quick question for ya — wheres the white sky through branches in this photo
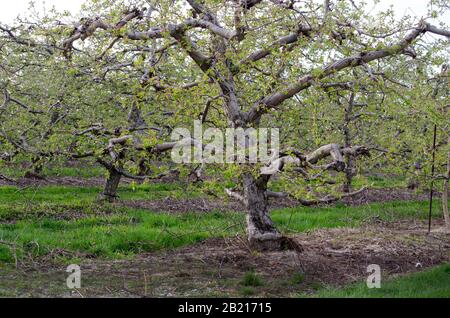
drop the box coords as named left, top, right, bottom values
left=0, top=0, right=448, bottom=24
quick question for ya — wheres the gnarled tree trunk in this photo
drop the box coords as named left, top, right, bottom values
left=99, top=168, right=121, bottom=202
left=242, top=173, right=284, bottom=250
left=24, top=156, right=45, bottom=179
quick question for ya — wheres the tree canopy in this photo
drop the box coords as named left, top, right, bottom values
left=0, top=0, right=448, bottom=249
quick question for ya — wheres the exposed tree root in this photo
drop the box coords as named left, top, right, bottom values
left=249, top=235, right=303, bottom=252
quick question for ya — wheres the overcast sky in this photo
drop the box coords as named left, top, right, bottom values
left=0, top=0, right=448, bottom=24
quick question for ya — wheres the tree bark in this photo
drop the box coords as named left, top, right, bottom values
left=242, top=173, right=286, bottom=250
left=343, top=156, right=353, bottom=193
left=24, top=156, right=45, bottom=179
left=99, top=168, right=122, bottom=202
left=343, top=93, right=354, bottom=193
left=443, top=135, right=450, bottom=228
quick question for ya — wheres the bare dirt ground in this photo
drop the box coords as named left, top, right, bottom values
left=120, top=187, right=433, bottom=214
left=341, top=188, right=432, bottom=205
left=0, top=176, right=112, bottom=187
left=0, top=175, right=181, bottom=187
left=0, top=168, right=177, bottom=187
left=1, top=219, right=449, bottom=297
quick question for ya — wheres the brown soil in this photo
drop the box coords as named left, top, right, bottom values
left=119, top=188, right=432, bottom=214
left=1, top=219, right=449, bottom=297
left=120, top=195, right=310, bottom=214
left=121, top=197, right=243, bottom=214
left=0, top=173, right=181, bottom=187
left=0, top=168, right=178, bottom=188
left=341, top=188, right=431, bottom=205
left=0, top=176, right=109, bottom=187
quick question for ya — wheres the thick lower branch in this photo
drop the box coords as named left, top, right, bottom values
left=261, top=144, right=369, bottom=175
